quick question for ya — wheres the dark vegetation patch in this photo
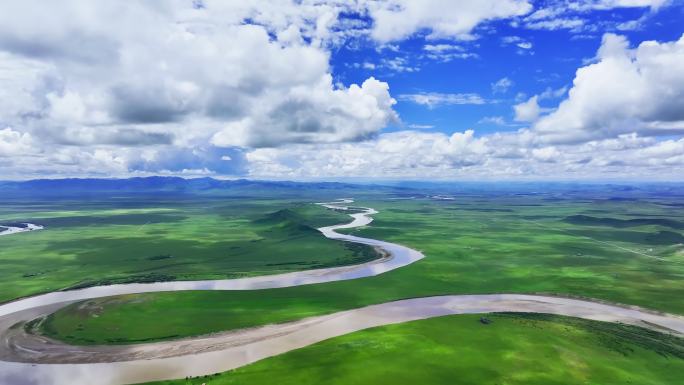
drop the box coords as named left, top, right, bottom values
left=253, top=207, right=349, bottom=230
left=254, top=208, right=306, bottom=226
left=0, top=222, right=30, bottom=228
left=23, top=317, right=44, bottom=334
left=147, top=254, right=173, bottom=261
left=568, top=229, right=684, bottom=246
left=333, top=206, right=368, bottom=215
left=606, top=197, right=641, bottom=202
left=565, top=215, right=684, bottom=230
left=22, top=271, right=48, bottom=278
left=44, top=237, right=206, bottom=266
left=254, top=206, right=364, bottom=235
left=24, top=213, right=187, bottom=228
left=62, top=273, right=177, bottom=290
left=448, top=207, right=514, bottom=212
left=387, top=207, right=435, bottom=214
left=339, top=225, right=404, bottom=238
left=253, top=209, right=321, bottom=236
left=495, top=313, right=684, bottom=359
left=657, top=202, right=684, bottom=207
left=519, top=215, right=558, bottom=220
left=542, top=197, right=566, bottom=201
left=337, top=242, right=380, bottom=265
left=264, top=242, right=380, bottom=269
left=385, top=208, right=419, bottom=214
left=645, top=231, right=684, bottom=245
left=99, top=335, right=182, bottom=344
left=506, top=204, right=544, bottom=207
left=130, top=262, right=198, bottom=274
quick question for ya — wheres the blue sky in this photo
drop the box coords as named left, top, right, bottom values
left=331, top=3, right=683, bottom=136
left=0, top=1, right=683, bottom=180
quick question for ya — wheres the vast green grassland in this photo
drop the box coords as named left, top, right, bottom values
left=144, top=313, right=684, bottom=385
left=0, top=196, right=376, bottom=303
left=40, top=192, right=684, bottom=344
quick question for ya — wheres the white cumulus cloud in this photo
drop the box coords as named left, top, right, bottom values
left=0, top=128, right=34, bottom=157
left=514, top=95, right=541, bottom=122
left=368, top=0, right=532, bottom=42
left=534, top=33, right=684, bottom=143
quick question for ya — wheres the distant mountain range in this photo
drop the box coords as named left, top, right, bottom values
left=1, top=176, right=683, bottom=199
left=0, top=177, right=397, bottom=197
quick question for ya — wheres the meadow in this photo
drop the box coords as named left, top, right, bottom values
left=38, top=186, right=684, bottom=344
left=0, top=194, right=376, bottom=303
left=144, top=313, right=684, bottom=385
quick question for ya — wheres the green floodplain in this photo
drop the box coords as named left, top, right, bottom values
left=0, top=196, right=374, bottom=303
left=145, top=314, right=684, bottom=385
left=2, top=179, right=684, bottom=384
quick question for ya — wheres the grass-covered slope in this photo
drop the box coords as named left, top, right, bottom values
left=144, top=314, right=684, bottom=385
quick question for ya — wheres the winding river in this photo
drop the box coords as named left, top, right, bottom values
left=0, top=200, right=682, bottom=385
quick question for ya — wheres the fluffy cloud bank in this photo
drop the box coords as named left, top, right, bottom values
left=211, top=76, right=397, bottom=147
left=0, top=1, right=680, bottom=179
left=534, top=33, right=684, bottom=143
left=245, top=129, right=684, bottom=180
left=3, top=0, right=539, bottom=177
left=0, top=0, right=399, bottom=176
left=244, top=32, right=684, bottom=181
left=0, top=128, right=33, bottom=157
left=0, top=1, right=398, bottom=144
